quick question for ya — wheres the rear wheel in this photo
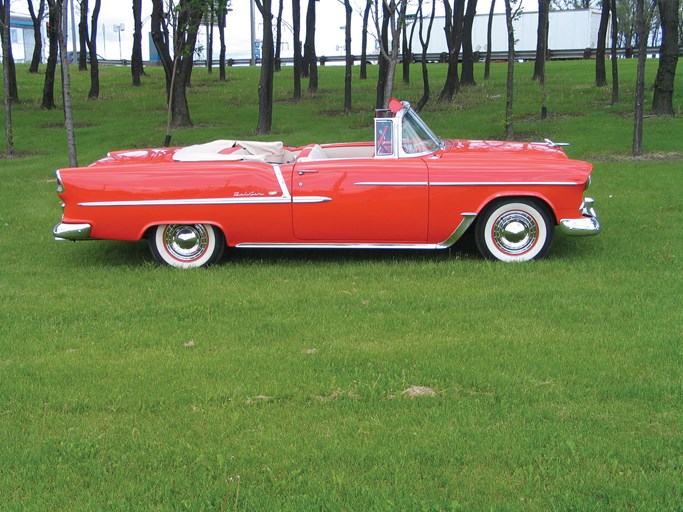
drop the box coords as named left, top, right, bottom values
left=475, top=199, right=554, bottom=262
left=148, top=224, right=225, bottom=268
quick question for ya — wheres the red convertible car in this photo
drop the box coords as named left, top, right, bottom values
left=54, top=99, right=600, bottom=268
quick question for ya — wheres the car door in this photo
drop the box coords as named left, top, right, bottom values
left=292, top=156, right=429, bottom=242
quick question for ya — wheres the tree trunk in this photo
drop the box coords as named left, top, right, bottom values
left=632, top=0, right=647, bottom=156
left=52, top=0, right=78, bottom=166
left=375, top=0, right=390, bottom=109
left=41, top=2, right=60, bottom=109
left=257, top=0, right=274, bottom=133
left=504, top=0, right=515, bottom=140
left=304, top=0, right=318, bottom=93
left=207, top=2, right=215, bottom=73
left=417, top=0, right=436, bottom=112
left=595, top=0, right=610, bottom=86
left=533, top=0, right=548, bottom=82
left=360, top=0, right=371, bottom=79
left=460, top=0, right=478, bottom=86
left=0, top=0, right=18, bottom=102
left=2, top=0, right=14, bottom=156
left=86, top=0, right=101, bottom=99
left=218, top=1, right=227, bottom=82
left=274, top=0, right=283, bottom=71
left=132, top=0, right=144, bottom=85
left=151, top=0, right=174, bottom=97
left=484, top=0, right=495, bottom=80
left=610, top=0, right=619, bottom=104
left=292, top=0, right=302, bottom=100
left=652, top=0, right=679, bottom=115
left=78, top=0, right=88, bottom=71
left=439, top=0, right=464, bottom=102
left=28, top=0, right=46, bottom=74
left=381, top=0, right=408, bottom=108
left=169, top=1, right=205, bottom=128
left=344, top=0, right=352, bottom=113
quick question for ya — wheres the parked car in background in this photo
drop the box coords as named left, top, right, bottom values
left=54, top=99, right=600, bottom=268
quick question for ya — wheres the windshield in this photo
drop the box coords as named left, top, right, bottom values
left=401, top=108, right=443, bottom=155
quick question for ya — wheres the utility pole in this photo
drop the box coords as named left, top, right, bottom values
left=69, top=0, right=77, bottom=58
left=114, top=23, right=125, bottom=61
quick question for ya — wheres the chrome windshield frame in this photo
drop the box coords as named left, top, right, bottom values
left=395, top=102, right=444, bottom=158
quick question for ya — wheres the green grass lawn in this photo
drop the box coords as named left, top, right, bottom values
left=1, top=59, right=681, bottom=511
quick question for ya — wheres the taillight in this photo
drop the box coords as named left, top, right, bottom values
left=56, top=170, right=64, bottom=193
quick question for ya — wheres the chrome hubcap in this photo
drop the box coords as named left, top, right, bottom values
left=493, top=211, right=538, bottom=255
left=164, top=225, right=209, bottom=261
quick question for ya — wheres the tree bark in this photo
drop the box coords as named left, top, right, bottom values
left=207, top=2, right=215, bottom=73
left=632, top=0, right=647, bottom=155
left=151, top=0, right=174, bottom=97
left=256, top=0, right=274, bottom=133
left=27, top=0, right=46, bottom=74
left=360, top=0, right=371, bottom=79
left=610, top=0, right=619, bottom=103
left=417, top=0, right=436, bottom=112
left=218, top=0, right=227, bottom=82
left=78, top=0, right=88, bottom=71
left=274, top=0, right=283, bottom=71
left=439, top=0, right=464, bottom=102
left=86, top=0, right=101, bottom=99
left=460, top=0, right=478, bottom=86
left=2, top=0, right=14, bottom=156
left=0, top=0, right=18, bottom=102
left=595, top=0, right=610, bottom=86
left=304, top=0, right=318, bottom=93
left=132, top=0, right=145, bottom=85
left=484, top=0, right=495, bottom=80
left=504, top=0, right=515, bottom=140
left=344, top=0, right=352, bottom=113
left=533, top=0, right=548, bottom=82
left=49, top=0, right=78, bottom=166
left=41, top=2, right=60, bottom=109
left=375, top=0, right=390, bottom=109
left=652, top=0, right=679, bottom=115
left=292, top=0, right=302, bottom=99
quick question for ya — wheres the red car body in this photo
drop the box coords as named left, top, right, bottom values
left=54, top=100, right=600, bottom=268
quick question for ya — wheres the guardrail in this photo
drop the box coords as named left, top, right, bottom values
left=97, top=46, right=681, bottom=68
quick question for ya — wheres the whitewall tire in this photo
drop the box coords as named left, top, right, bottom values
left=148, top=224, right=225, bottom=268
left=475, top=200, right=554, bottom=262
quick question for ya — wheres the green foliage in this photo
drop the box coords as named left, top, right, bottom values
left=1, top=60, right=681, bottom=511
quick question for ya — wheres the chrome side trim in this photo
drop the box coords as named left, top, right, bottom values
left=236, top=213, right=477, bottom=250
left=431, top=181, right=578, bottom=186
left=53, top=222, right=91, bottom=241
left=236, top=242, right=441, bottom=249
left=354, top=181, right=429, bottom=186
left=436, top=213, right=478, bottom=248
left=272, top=164, right=291, bottom=199
left=292, top=196, right=332, bottom=203
left=79, top=197, right=293, bottom=207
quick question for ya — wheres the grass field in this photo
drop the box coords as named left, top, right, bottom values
left=1, top=59, right=682, bottom=511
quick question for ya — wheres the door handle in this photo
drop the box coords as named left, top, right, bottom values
left=297, top=169, right=319, bottom=175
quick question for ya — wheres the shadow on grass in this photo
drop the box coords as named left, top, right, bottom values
left=67, top=234, right=483, bottom=268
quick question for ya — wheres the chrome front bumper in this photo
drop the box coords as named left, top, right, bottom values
left=559, top=197, right=600, bottom=236
left=53, top=222, right=92, bottom=241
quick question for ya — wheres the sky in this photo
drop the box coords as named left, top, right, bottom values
left=9, top=0, right=518, bottom=62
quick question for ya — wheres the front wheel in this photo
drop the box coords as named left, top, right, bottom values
left=475, top=200, right=554, bottom=262
left=148, top=224, right=225, bottom=268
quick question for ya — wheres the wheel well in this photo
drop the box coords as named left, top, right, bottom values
left=478, top=196, right=557, bottom=226
left=142, top=223, right=227, bottom=241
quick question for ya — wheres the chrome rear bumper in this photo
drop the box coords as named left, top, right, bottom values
left=53, top=223, right=92, bottom=241
left=559, top=197, right=600, bottom=236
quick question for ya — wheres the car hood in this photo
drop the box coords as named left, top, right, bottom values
left=441, top=139, right=571, bottom=160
